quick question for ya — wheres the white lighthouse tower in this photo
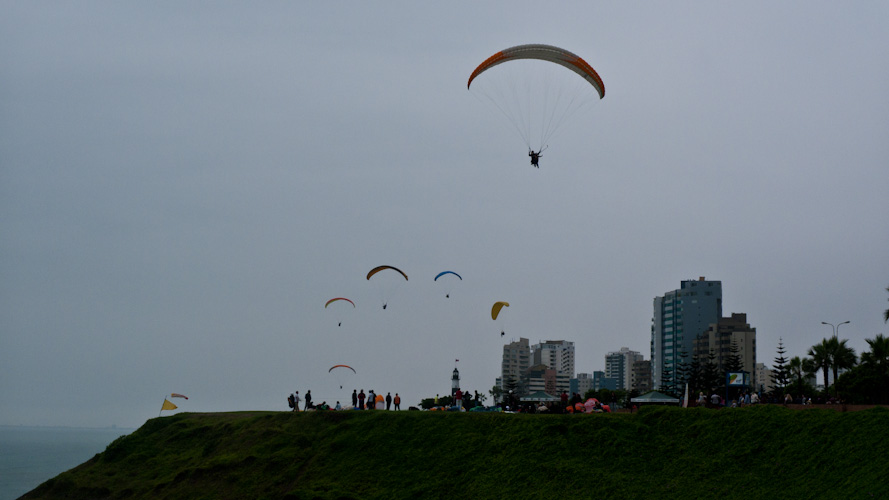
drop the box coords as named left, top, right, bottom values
left=451, top=367, right=460, bottom=396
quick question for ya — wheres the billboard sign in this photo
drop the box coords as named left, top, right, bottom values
left=727, top=372, right=746, bottom=386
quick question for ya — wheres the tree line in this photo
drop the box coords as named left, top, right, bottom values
left=771, top=333, right=889, bottom=404
left=770, top=285, right=889, bottom=403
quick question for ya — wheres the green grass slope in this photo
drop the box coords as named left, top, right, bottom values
left=22, top=405, right=889, bottom=500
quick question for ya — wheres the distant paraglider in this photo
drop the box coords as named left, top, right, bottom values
left=492, top=301, right=510, bottom=336
left=325, top=297, right=355, bottom=308
left=366, top=265, right=408, bottom=281
left=329, top=364, right=356, bottom=390
left=325, top=297, right=355, bottom=327
left=366, top=266, right=408, bottom=309
left=328, top=364, right=356, bottom=374
left=434, top=271, right=462, bottom=298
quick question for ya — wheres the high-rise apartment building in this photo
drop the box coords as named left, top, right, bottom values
left=501, top=337, right=531, bottom=390
left=532, top=340, right=575, bottom=379
left=605, top=347, right=643, bottom=391
left=754, top=363, right=773, bottom=394
left=651, top=277, right=722, bottom=391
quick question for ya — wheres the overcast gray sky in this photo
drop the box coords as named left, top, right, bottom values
left=2, top=2, right=887, bottom=428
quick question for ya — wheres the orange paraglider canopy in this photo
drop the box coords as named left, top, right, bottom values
left=468, top=44, right=604, bottom=99
left=325, top=297, right=355, bottom=308
left=366, top=266, right=408, bottom=281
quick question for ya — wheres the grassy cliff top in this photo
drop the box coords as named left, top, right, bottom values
left=23, top=405, right=889, bottom=499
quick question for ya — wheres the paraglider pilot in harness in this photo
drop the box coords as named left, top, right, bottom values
left=529, top=149, right=541, bottom=168
left=528, top=146, right=547, bottom=168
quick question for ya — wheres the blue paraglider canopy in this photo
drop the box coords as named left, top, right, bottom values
left=434, top=271, right=462, bottom=281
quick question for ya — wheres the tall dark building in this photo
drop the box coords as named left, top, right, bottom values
left=651, top=277, right=722, bottom=391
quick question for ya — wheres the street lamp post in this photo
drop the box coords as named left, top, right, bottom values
left=821, top=320, right=850, bottom=338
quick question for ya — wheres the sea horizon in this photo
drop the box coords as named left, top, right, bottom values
left=0, top=425, right=134, bottom=500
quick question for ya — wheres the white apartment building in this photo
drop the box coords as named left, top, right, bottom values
left=501, top=337, right=531, bottom=390
left=532, top=340, right=575, bottom=378
left=605, top=347, right=643, bottom=391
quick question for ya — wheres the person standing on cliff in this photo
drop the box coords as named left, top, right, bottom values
left=293, top=391, right=301, bottom=412
left=352, top=389, right=358, bottom=409
left=358, top=389, right=365, bottom=410
left=386, top=392, right=392, bottom=410
left=393, top=393, right=401, bottom=411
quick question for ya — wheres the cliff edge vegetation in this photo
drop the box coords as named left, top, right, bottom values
left=22, top=405, right=889, bottom=499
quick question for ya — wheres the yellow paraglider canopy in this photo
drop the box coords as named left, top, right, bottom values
left=491, top=301, right=510, bottom=320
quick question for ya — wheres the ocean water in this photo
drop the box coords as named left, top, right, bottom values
left=0, top=426, right=132, bottom=500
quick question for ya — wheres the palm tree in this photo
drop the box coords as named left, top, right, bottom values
left=803, top=356, right=816, bottom=381
left=884, top=286, right=889, bottom=323
left=861, top=334, right=889, bottom=371
left=808, top=339, right=832, bottom=396
left=861, top=334, right=889, bottom=403
left=788, top=356, right=816, bottom=397
left=827, top=337, right=857, bottom=398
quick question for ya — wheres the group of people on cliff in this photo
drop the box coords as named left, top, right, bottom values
left=287, top=389, right=401, bottom=411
